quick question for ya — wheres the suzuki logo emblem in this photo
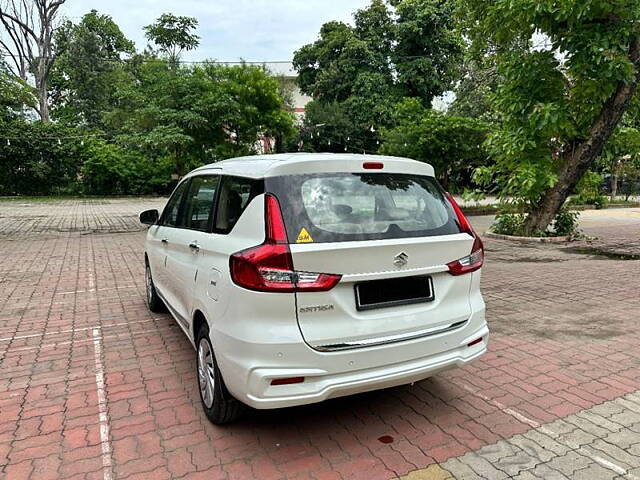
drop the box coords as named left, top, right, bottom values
left=394, top=252, right=409, bottom=268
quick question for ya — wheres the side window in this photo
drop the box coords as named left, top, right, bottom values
left=180, top=175, right=220, bottom=231
left=214, top=176, right=264, bottom=234
left=161, top=180, right=190, bottom=227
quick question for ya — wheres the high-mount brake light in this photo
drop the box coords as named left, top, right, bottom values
left=363, top=162, right=384, bottom=170
left=229, top=194, right=342, bottom=292
left=445, top=193, right=484, bottom=276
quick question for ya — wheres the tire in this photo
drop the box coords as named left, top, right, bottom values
left=196, top=323, right=244, bottom=424
left=145, top=261, right=166, bottom=313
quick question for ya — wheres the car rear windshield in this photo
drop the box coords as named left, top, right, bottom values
left=266, top=173, right=462, bottom=243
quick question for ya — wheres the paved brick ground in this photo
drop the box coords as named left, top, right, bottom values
left=0, top=198, right=167, bottom=236
left=0, top=199, right=639, bottom=480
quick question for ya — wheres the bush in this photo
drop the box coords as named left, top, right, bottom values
left=0, top=120, right=87, bottom=195
left=492, top=209, right=579, bottom=237
left=552, top=209, right=580, bottom=237
left=80, top=140, right=174, bottom=195
left=570, top=171, right=608, bottom=208
left=492, top=212, right=526, bottom=236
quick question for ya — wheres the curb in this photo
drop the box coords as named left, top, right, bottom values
left=484, top=231, right=571, bottom=243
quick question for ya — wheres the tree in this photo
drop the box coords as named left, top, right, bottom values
left=380, top=98, right=490, bottom=189
left=293, top=0, right=462, bottom=150
left=600, top=126, right=640, bottom=198
left=460, top=0, right=640, bottom=234
left=51, top=10, right=134, bottom=127
left=449, top=53, right=499, bottom=122
left=144, top=13, right=199, bottom=67
left=103, top=59, right=294, bottom=175
left=391, top=0, right=462, bottom=102
left=0, top=0, right=67, bottom=122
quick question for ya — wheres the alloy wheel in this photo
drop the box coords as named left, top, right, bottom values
left=145, top=265, right=153, bottom=305
left=198, top=338, right=216, bottom=408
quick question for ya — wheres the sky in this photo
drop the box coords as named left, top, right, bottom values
left=61, top=0, right=370, bottom=63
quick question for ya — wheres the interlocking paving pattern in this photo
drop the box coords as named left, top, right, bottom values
left=0, top=199, right=638, bottom=479
left=0, top=198, right=168, bottom=236
left=442, top=392, right=640, bottom=479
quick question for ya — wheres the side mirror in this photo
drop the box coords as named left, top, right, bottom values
left=140, top=209, right=159, bottom=226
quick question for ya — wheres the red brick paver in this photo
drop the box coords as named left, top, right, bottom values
left=0, top=200, right=639, bottom=479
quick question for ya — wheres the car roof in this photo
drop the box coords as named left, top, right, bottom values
left=187, top=153, right=435, bottom=179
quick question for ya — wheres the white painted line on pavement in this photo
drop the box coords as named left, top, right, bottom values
left=92, top=327, right=114, bottom=480
left=56, top=285, right=139, bottom=295
left=461, top=383, right=639, bottom=480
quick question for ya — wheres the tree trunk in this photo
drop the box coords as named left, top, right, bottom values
left=522, top=35, right=640, bottom=234
left=36, top=61, right=50, bottom=122
left=611, top=164, right=619, bottom=199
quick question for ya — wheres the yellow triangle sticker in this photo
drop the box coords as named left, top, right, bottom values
left=296, top=227, right=314, bottom=243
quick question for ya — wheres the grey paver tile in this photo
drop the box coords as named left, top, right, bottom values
left=545, top=450, right=594, bottom=476
left=441, top=457, right=486, bottom=480
left=453, top=452, right=509, bottom=479
left=572, top=463, right=618, bottom=480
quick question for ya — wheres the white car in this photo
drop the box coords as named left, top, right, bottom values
left=140, top=153, right=488, bottom=423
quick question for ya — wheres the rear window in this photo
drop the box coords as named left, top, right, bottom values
left=267, top=173, right=462, bottom=243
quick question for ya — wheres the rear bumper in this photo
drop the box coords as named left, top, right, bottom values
left=246, top=327, right=487, bottom=409
left=213, top=314, right=488, bottom=410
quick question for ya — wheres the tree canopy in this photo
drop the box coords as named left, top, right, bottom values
left=380, top=98, right=491, bottom=190
left=144, top=13, right=200, bottom=66
left=2, top=0, right=640, bottom=215
left=51, top=10, right=135, bottom=127
left=294, top=0, right=462, bottom=152
left=0, top=10, right=294, bottom=195
left=460, top=0, right=640, bottom=233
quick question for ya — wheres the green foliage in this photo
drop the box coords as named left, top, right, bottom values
left=392, top=0, right=462, bottom=102
left=51, top=10, right=135, bottom=128
left=601, top=127, right=640, bottom=169
left=458, top=0, right=640, bottom=213
left=294, top=0, right=462, bottom=151
left=552, top=209, right=580, bottom=237
left=570, top=171, right=608, bottom=208
left=449, top=54, right=499, bottom=122
left=80, top=140, right=173, bottom=195
left=598, top=126, right=640, bottom=197
left=105, top=59, right=294, bottom=175
left=0, top=121, right=87, bottom=195
left=1, top=10, right=293, bottom=196
left=0, top=62, right=34, bottom=122
left=619, top=161, right=640, bottom=200
left=380, top=98, right=490, bottom=189
left=492, top=209, right=579, bottom=237
left=492, top=213, right=526, bottom=236
left=144, top=13, right=200, bottom=65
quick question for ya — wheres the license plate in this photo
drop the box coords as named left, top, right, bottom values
left=354, top=275, right=435, bottom=311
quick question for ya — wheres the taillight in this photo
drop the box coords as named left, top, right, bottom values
left=445, top=192, right=473, bottom=236
left=445, top=193, right=484, bottom=275
left=230, top=194, right=342, bottom=292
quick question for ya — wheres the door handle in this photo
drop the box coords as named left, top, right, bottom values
left=189, top=241, right=200, bottom=251
left=161, top=238, right=168, bottom=244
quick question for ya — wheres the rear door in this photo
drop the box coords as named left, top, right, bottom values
left=268, top=172, right=474, bottom=351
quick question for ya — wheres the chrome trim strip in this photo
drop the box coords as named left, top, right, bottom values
left=313, top=319, right=468, bottom=352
